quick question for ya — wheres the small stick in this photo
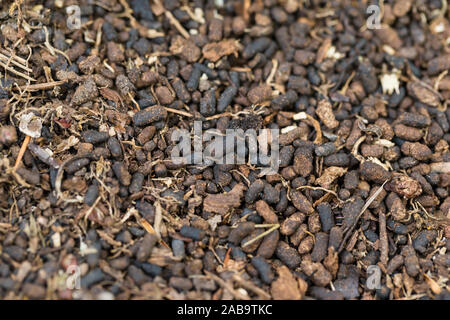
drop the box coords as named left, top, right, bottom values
left=180, top=5, right=205, bottom=24
left=128, top=92, right=140, bottom=111
left=205, top=271, right=250, bottom=300
left=205, top=112, right=233, bottom=121
left=149, top=0, right=187, bottom=38
left=338, top=180, right=388, bottom=253
left=205, top=110, right=256, bottom=121
left=265, top=59, right=278, bottom=85
left=423, top=272, right=442, bottom=295
left=0, top=53, right=33, bottom=72
left=292, top=112, right=322, bottom=144
left=230, top=67, right=252, bottom=72
left=83, top=196, right=102, bottom=223
left=55, top=154, right=96, bottom=200
left=43, top=26, right=72, bottom=65
left=118, top=0, right=164, bottom=39
left=339, top=70, right=356, bottom=95
left=140, top=217, right=170, bottom=249
left=232, top=275, right=271, bottom=300
left=379, top=210, right=388, bottom=267
left=297, top=185, right=341, bottom=202
left=243, top=0, right=251, bottom=22
left=416, top=201, right=450, bottom=225
left=13, top=135, right=31, bottom=171
left=18, top=80, right=67, bottom=91
left=0, top=48, right=28, bottom=65
left=242, top=224, right=280, bottom=248
left=434, top=70, right=448, bottom=91
left=0, top=60, right=36, bottom=81
left=91, top=22, right=103, bottom=57
left=103, top=60, right=115, bottom=74
left=306, top=114, right=322, bottom=145
left=154, top=201, right=163, bottom=240
left=351, top=135, right=366, bottom=162
left=254, top=223, right=277, bottom=228
left=163, top=106, right=193, bottom=117
left=223, top=247, right=231, bottom=266
left=165, top=10, right=190, bottom=39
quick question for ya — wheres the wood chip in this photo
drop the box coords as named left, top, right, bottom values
left=203, top=183, right=246, bottom=215
left=315, top=166, right=347, bottom=189
left=202, top=39, right=240, bottom=62
left=271, top=266, right=303, bottom=300
left=97, top=229, right=122, bottom=247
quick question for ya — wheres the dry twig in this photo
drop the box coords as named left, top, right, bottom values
left=338, top=180, right=389, bottom=253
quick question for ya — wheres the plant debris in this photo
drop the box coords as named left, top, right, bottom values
left=0, top=0, right=448, bottom=302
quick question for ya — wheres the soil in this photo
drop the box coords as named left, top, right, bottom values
left=0, top=0, right=449, bottom=300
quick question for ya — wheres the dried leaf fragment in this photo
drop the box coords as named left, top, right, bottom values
left=202, top=39, right=240, bottom=62
left=386, top=174, right=422, bottom=199
left=315, top=166, right=347, bottom=189
left=423, top=273, right=442, bottom=295
left=170, top=36, right=201, bottom=63
left=203, top=183, right=246, bottom=215
left=407, top=81, right=440, bottom=107
left=19, top=112, right=42, bottom=138
left=380, top=71, right=400, bottom=95
left=54, top=136, right=79, bottom=154
left=315, top=99, right=339, bottom=129
left=271, top=266, right=303, bottom=300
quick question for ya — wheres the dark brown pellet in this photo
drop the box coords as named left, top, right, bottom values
left=245, top=179, right=265, bottom=203
left=82, top=130, right=109, bottom=144
left=413, top=230, right=438, bottom=254
left=0, top=0, right=447, bottom=302
left=398, top=112, right=431, bottom=128
left=65, top=158, right=90, bottom=174
left=317, top=203, right=334, bottom=232
left=402, top=246, right=420, bottom=277
left=241, top=229, right=264, bottom=253
left=255, top=200, right=279, bottom=224
left=107, top=137, right=122, bottom=159
left=251, top=256, right=274, bottom=284
left=137, top=126, right=156, bottom=145
left=257, top=229, right=279, bottom=259
left=129, top=172, right=145, bottom=194
left=136, top=234, right=158, bottom=262
left=315, top=142, right=336, bottom=157
left=289, top=190, right=314, bottom=215
left=298, top=235, right=314, bottom=254
left=180, top=226, right=205, bottom=241
left=112, top=161, right=131, bottom=186
left=311, top=233, right=329, bottom=262
left=328, top=226, right=343, bottom=251
left=71, top=77, right=98, bottom=105
left=386, top=255, right=404, bottom=274
left=276, top=241, right=301, bottom=269
left=171, top=77, right=191, bottom=104
left=84, top=184, right=99, bottom=206
left=401, top=142, right=432, bottom=161
left=280, top=212, right=305, bottom=236
left=360, top=161, right=392, bottom=184
left=228, top=222, right=255, bottom=245
left=133, top=106, right=168, bottom=126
